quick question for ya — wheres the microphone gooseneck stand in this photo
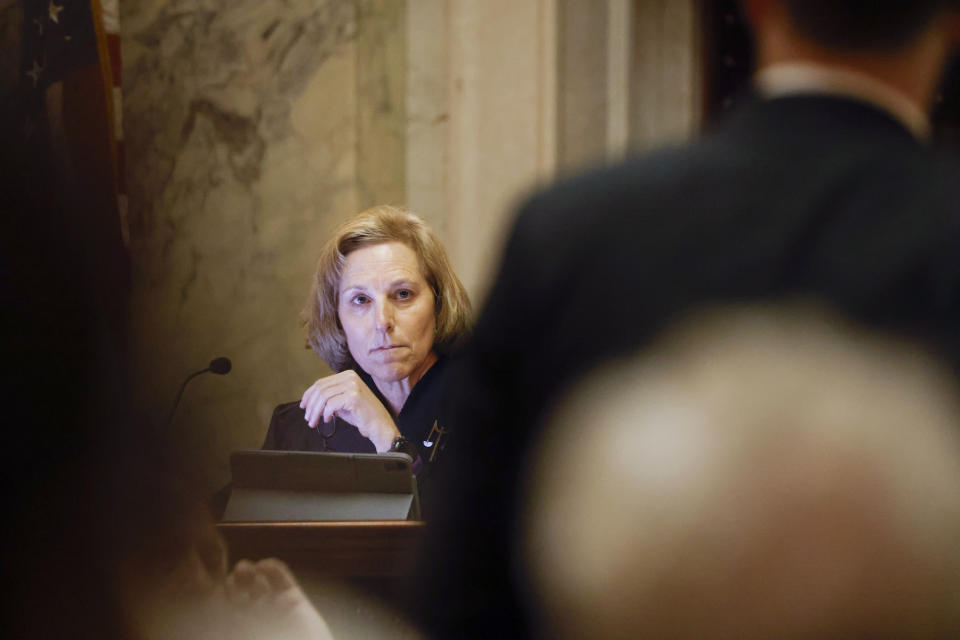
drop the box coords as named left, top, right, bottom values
left=166, top=357, right=232, bottom=428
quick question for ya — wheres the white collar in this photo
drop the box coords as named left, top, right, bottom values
left=755, top=62, right=930, bottom=141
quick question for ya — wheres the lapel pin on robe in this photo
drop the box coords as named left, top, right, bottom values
left=423, top=420, right=448, bottom=463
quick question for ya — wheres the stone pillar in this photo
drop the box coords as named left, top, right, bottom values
left=553, top=0, right=701, bottom=171
left=630, top=0, right=702, bottom=150
left=405, top=0, right=557, bottom=299
left=405, top=0, right=701, bottom=304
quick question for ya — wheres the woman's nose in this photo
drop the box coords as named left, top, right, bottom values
left=374, top=301, right=395, bottom=331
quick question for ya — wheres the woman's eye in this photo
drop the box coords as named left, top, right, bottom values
left=352, top=295, right=369, bottom=305
left=396, top=289, right=413, bottom=300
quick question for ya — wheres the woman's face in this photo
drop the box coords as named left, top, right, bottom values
left=338, top=241, right=437, bottom=384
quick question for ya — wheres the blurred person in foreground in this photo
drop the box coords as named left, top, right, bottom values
left=412, top=1, right=960, bottom=635
left=125, top=551, right=333, bottom=640
left=524, top=306, right=960, bottom=639
left=0, top=145, right=334, bottom=640
left=262, top=206, right=470, bottom=512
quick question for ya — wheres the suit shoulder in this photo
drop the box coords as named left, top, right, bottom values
left=523, top=145, right=698, bottom=218
left=507, top=144, right=704, bottom=259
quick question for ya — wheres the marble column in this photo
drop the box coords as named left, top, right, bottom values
left=554, top=0, right=702, bottom=170
left=405, top=0, right=558, bottom=299
left=405, top=0, right=701, bottom=300
left=630, top=0, right=702, bottom=150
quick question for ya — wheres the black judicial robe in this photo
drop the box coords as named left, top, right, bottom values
left=262, top=357, right=452, bottom=514
left=412, top=95, right=960, bottom=637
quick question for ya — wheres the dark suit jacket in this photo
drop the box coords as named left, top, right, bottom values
left=410, top=95, right=960, bottom=637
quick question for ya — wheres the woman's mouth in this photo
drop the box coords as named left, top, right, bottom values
left=372, top=345, right=403, bottom=353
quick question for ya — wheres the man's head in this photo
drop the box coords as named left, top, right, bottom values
left=742, top=0, right=960, bottom=108
left=776, top=1, right=957, bottom=51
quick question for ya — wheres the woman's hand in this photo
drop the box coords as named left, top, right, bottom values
left=300, top=370, right=401, bottom=452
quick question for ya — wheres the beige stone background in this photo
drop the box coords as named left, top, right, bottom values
left=122, top=0, right=702, bottom=492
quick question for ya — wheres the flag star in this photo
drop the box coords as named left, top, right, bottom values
left=26, top=60, right=42, bottom=88
left=48, top=1, right=64, bottom=24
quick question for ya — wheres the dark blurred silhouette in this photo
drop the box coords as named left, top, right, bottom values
left=0, top=81, right=332, bottom=640
left=0, top=95, right=204, bottom=637
left=412, top=1, right=960, bottom=636
left=525, top=305, right=960, bottom=639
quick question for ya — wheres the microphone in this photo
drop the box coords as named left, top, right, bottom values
left=167, top=357, right=232, bottom=427
left=209, top=357, right=232, bottom=375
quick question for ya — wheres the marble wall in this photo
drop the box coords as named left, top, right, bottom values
left=123, top=0, right=404, bottom=490
left=123, top=0, right=702, bottom=491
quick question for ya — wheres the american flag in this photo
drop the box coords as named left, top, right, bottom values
left=17, top=0, right=128, bottom=254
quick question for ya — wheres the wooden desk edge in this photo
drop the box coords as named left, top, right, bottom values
left=218, top=520, right=427, bottom=530
left=216, top=520, right=427, bottom=577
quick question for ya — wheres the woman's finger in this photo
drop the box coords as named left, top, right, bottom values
left=303, top=383, right=330, bottom=428
left=301, top=377, right=332, bottom=411
left=312, top=379, right=359, bottom=425
left=299, top=384, right=318, bottom=426
left=304, top=389, right=320, bottom=428
left=300, top=370, right=378, bottom=428
left=299, top=379, right=320, bottom=409
left=310, top=385, right=341, bottom=427
left=301, top=377, right=347, bottom=426
left=322, top=390, right=349, bottom=424
left=304, top=370, right=363, bottom=402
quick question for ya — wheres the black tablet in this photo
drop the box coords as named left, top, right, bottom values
left=222, top=449, right=421, bottom=522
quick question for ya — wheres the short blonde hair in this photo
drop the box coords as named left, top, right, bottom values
left=304, top=205, right=472, bottom=372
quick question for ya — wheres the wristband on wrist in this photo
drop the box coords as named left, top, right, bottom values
left=390, top=435, right=423, bottom=475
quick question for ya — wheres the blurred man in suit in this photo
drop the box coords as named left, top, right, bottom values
left=411, top=1, right=960, bottom=636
